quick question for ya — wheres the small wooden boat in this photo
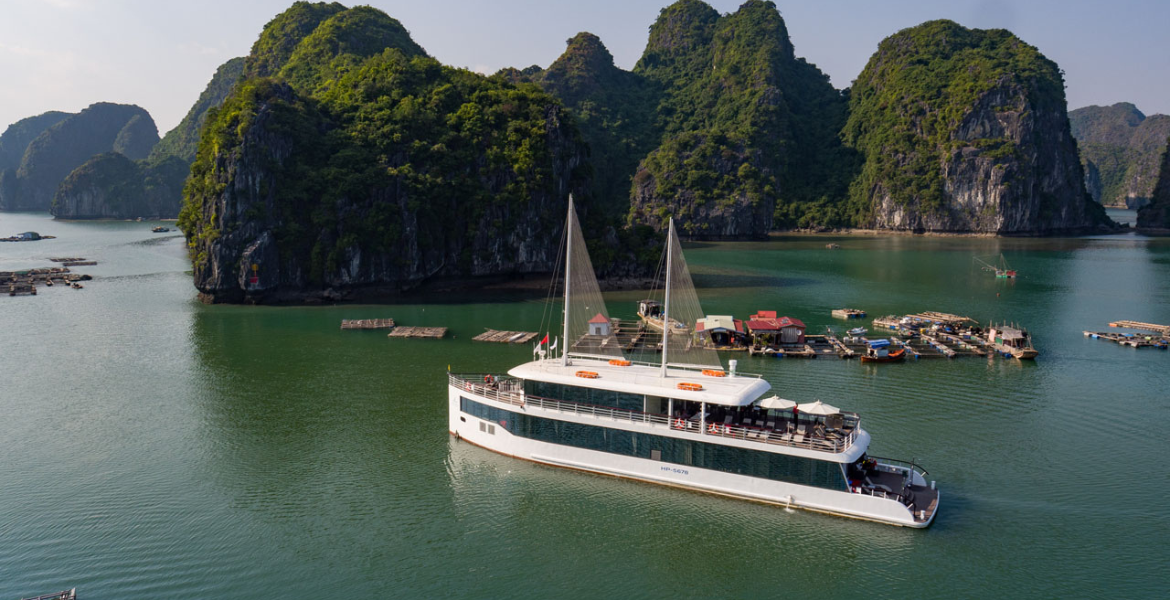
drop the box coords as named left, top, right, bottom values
left=20, top=589, right=76, bottom=600
left=637, top=299, right=688, bottom=335
left=861, top=348, right=906, bottom=363
left=860, top=339, right=905, bottom=363
left=987, top=323, right=1038, bottom=359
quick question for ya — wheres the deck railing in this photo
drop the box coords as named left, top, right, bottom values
left=449, top=373, right=860, bottom=454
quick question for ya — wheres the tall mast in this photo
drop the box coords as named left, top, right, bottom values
left=561, top=195, right=573, bottom=366
left=660, top=218, right=673, bottom=377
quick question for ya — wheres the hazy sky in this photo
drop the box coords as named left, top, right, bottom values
left=2, top=0, right=1167, bottom=134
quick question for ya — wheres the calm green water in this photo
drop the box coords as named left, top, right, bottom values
left=1, top=211, right=1168, bottom=599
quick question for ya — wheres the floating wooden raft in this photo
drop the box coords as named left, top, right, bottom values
left=341, top=318, right=396, bottom=330
left=1109, top=320, right=1170, bottom=336
left=49, top=257, right=86, bottom=263
left=472, top=329, right=539, bottom=344
left=61, top=261, right=96, bottom=267
left=388, top=326, right=447, bottom=339
left=906, top=311, right=975, bottom=324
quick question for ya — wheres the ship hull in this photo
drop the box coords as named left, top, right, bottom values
left=448, top=384, right=935, bottom=528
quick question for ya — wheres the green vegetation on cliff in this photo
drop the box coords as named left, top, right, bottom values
left=625, top=0, right=855, bottom=235
left=530, top=32, right=658, bottom=212
left=0, top=111, right=72, bottom=173
left=52, top=152, right=188, bottom=218
left=1069, top=103, right=1170, bottom=208
left=152, top=57, right=246, bottom=163
left=0, top=103, right=158, bottom=211
left=243, top=1, right=347, bottom=78
left=841, top=20, right=1108, bottom=232
left=1137, top=136, right=1170, bottom=229
left=51, top=57, right=245, bottom=219
left=844, top=20, right=1061, bottom=216
left=181, top=4, right=587, bottom=291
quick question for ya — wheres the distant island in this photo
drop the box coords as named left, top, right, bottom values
left=0, top=58, right=244, bottom=220
left=1069, top=102, right=1170, bottom=209
left=1137, top=134, right=1170, bottom=230
left=0, top=0, right=1133, bottom=304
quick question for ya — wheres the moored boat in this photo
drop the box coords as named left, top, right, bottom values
left=446, top=197, right=939, bottom=528
left=860, top=339, right=905, bottom=363
left=987, top=323, right=1038, bottom=359
left=637, top=299, right=688, bottom=335
left=20, top=588, right=76, bottom=600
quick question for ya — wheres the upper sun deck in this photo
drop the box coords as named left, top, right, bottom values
left=507, top=355, right=772, bottom=407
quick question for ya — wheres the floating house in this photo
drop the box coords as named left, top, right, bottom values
left=746, top=311, right=807, bottom=347
left=588, top=313, right=611, bottom=336
left=694, top=315, right=747, bottom=348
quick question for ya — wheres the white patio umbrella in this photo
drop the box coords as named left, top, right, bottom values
left=758, top=395, right=797, bottom=410
left=797, top=400, right=840, bottom=415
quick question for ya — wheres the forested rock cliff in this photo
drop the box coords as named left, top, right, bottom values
left=842, top=20, right=1110, bottom=234
left=174, top=0, right=1123, bottom=303
left=1069, top=103, right=1170, bottom=209
left=179, top=2, right=590, bottom=303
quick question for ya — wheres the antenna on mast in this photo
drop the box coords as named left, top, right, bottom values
left=660, top=218, right=673, bottom=378
left=561, top=195, right=574, bottom=367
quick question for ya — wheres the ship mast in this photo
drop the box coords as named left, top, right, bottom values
left=660, top=218, right=673, bottom=377
left=561, top=195, right=573, bottom=366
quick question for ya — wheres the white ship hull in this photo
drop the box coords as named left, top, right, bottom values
left=448, top=384, right=935, bottom=528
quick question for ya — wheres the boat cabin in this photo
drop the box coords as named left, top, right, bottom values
left=695, top=315, right=747, bottom=348
left=990, top=326, right=1029, bottom=349
left=638, top=299, right=662, bottom=319
left=866, top=339, right=892, bottom=358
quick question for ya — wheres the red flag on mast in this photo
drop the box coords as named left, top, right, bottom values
left=539, top=333, right=549, bottom=346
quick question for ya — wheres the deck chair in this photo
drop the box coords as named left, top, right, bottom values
left=765, top=418, right=776, bottom=430
left=723, top=415, right=734, bottom=425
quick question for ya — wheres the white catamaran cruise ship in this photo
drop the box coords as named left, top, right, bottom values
left=447, top=198, right=939, bottom=527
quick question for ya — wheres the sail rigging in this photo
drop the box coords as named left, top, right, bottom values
left=562, top=196, right=625, bottom=361
left=655, top=219, right=722, bottom=371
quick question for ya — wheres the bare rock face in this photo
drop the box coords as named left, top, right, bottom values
left=845, top=20, right=1114, bottom=234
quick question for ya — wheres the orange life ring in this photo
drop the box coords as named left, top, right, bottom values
left=674, top=418, right=685, bottom=429
left=701, top=369, right=726, bottom=377
left=608, top=359, right=631, bottom=366
left=708, top=423, right=719, bottom=434
left=677, top=382, right=703, bottom=391
left=575, top=371, right=599, bottom=379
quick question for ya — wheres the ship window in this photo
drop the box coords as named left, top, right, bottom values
left=524, top=381, right=647, bottom=413
left=459, top=397, right=847, bottom=491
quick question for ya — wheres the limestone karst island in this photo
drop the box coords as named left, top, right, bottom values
left=2, top=1, right=1168, bottom=599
